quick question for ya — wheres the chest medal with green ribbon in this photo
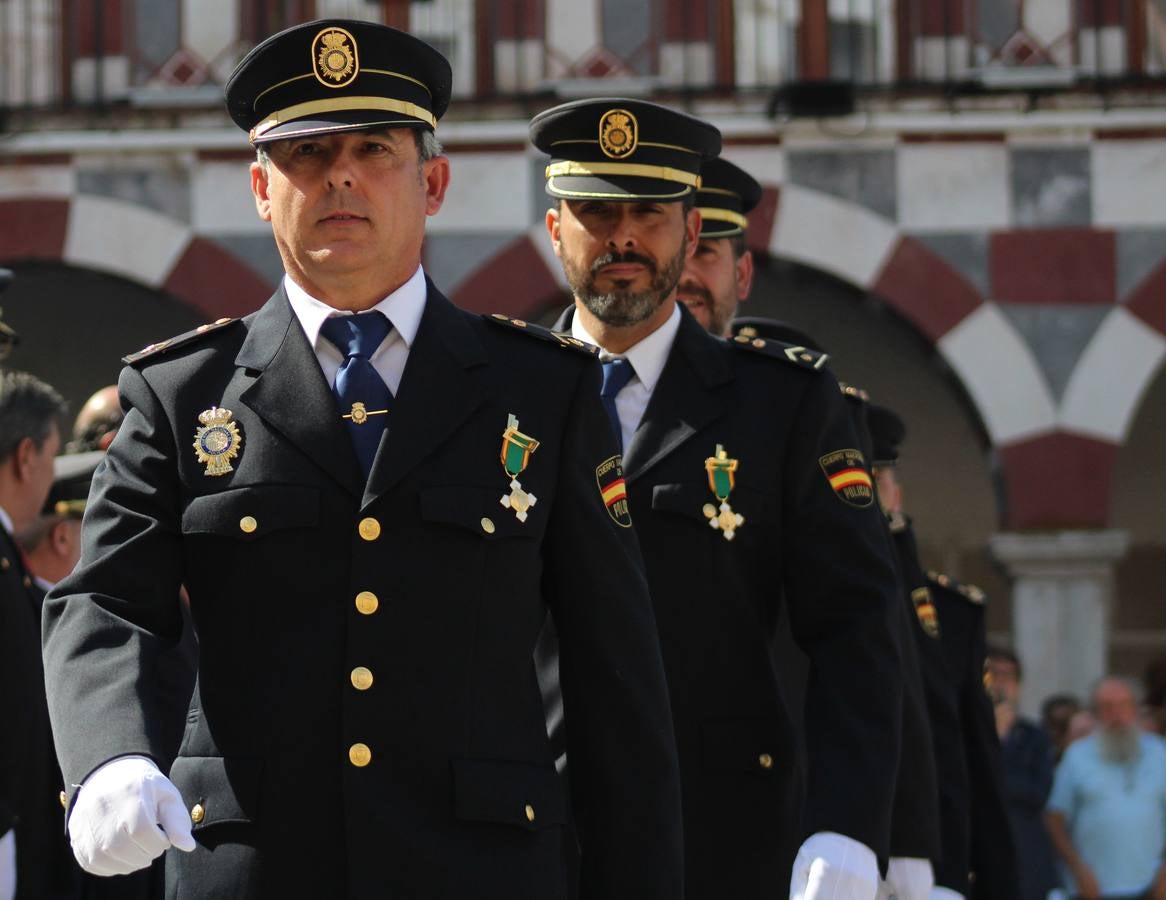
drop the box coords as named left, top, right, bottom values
left=499, top=414, right=540, bottom=523
left=703, top=444, right=745, bottom=541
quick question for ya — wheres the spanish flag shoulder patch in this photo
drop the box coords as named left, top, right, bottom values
left=595, top=454, right=632, bottom=528
left=818, top=448, right=874, bottom=508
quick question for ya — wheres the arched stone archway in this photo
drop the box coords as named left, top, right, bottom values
left=0, top=196, right=273, bottom=322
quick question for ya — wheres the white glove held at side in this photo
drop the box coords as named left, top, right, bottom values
left=930, top=888, right=966, bottom=900
left=877, top=857, right=935, bottom=900
left=67, top=756, right=196, bottom=877
left=790, top=831, right=880, bottom=900
left=0, top=830, right=15, bottom=900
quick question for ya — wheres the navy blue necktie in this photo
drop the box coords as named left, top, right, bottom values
left=599, top=358, right=635, bottom=451
left=320, top=312, right=393, bottom=479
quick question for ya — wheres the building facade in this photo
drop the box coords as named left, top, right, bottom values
left=2, top=0, right=1165, bottom=713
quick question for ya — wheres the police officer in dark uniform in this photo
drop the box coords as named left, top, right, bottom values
left=726, top=320, right=943, bottom=900
left=867, top=404, right=1019, bottom=900
left=0, top=370, right=69, bottom=899
left=42, top=21, right=682, bottom=900
left=533, top=97, right=904, bottom=900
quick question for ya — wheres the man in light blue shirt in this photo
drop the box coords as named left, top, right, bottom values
left=1046, top=676, right=1166, bottom=899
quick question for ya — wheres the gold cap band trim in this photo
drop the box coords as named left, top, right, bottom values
left=544, top=161, right=701, bottom=188
left=253, top=96, right=436, bottom=138
left=698, top=186, right=742, bottom=198
left=53, top=499, right=87, bottom=517
left=698, top=208, right=749, bottom=228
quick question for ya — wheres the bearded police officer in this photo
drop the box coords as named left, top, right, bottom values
left=533, top=97, right=904, bottom=900
left=42, top=22, right=682, bottom=899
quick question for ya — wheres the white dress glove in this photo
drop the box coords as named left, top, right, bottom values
left=67, top=756, right=197, bottom=876
left=930, top=888, right=965, bottom=900
left=0, top=830, right=15, bottom=900
left=877, top=857, right=935, bottom=900
left=790, top=831, right=880, bottom=900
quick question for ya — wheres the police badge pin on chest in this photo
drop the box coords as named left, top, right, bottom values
left=193, top=406, right=242, bottom=476
left=703, top=445, right=745, bottom=541
left=499, top=414, right=540, bottom=523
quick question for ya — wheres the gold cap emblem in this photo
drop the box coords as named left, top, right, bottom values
left=313, top=26, right=359, bottom=88
left=599, top=109, right=638, bottom=159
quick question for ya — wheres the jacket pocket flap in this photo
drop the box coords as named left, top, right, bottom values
left=700, top=717, right=783, bottom=774
left=169, top=756, right=260, bottom=830
left=181, top=485, right=320, bottom=539
left=452, top=758, right=566, bottom=830
left=421, top=486, right=536, bottom=540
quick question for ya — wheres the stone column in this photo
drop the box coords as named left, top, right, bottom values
left=990, top=530, right=1130, bottom=718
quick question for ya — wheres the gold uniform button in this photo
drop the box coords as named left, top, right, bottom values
left=480, top=517, right=495, bottom=535
left=59, top=791, right=67, bottom=809
left=239, top=515, right=257, bottom=534
left=524, top=804, right=535, bottom=823
left=358, top=517, right=381, bottom=541
left=758, top=753, right=774, bottom=770
left=190, top=803, right=205, bottom=824
left=355, top=591, right=379, bottom=615
left=350, top=666, right=374, bottom=691
left=0, top=557, right=9, bottom=570
left=349, top=743, right=372, bottom=767
left=22, top=576, right=30, bottom=588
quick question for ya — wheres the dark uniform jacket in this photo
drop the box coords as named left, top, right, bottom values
left=929, top=573, right=1019, bottom=900
left=0, top=528, right=76, bottom=899
left=841, top=394, right=940, bottom=865
left=42, top=283, right=683, bottom=900
left=552, top=305, right=903, bottom=899
left=891, top=517, right=1019, bottom=897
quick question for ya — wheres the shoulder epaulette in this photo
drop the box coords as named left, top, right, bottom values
left=484, top=313, right=599, bottom=357
left=927, top=570, right=987, bottom=605
left=123, top=317, right=239, bottom=366
left=730, top=333, right=829, bottom=371
left=839, top=381, right=870, bottom=403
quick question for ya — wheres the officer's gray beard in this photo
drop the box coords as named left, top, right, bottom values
left=566, top=238, right=687, bottom=327
left=1097, top=724, right=1142, bottom=763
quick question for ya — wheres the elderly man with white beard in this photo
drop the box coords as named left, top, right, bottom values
left=1046, top=676, right=1166, bottom=900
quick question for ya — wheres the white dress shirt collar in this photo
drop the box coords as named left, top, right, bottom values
left=283, top=265, right=427, bottom=351
left=570, top=302, right=681, bottom=392
left=0, top=505, right=12, bottom=538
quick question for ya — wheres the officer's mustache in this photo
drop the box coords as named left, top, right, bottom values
left=677, top=280, right=713, bottom=307
left=590, top=251, right=658, bottom=277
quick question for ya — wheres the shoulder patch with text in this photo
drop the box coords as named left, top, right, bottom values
left=818, top=448, right=874, bottom=508
left=596, top=455, right=632, bottom=528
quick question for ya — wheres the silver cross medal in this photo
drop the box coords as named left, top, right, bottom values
left=499, top=414, right=539, bottom=523
left=705, top=501, right=745, bottom=541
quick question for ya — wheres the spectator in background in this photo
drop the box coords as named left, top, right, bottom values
left=1043, top=694, right=1083, bottom=763
left=986, top=647, right=1059, bottom=900
left=1046, top=676, right=1166, bottom=900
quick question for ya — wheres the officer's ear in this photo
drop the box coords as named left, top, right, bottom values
left=422, top=155, right=451, bottom=217
left=735, top=248, right=754, bottom=300
left=251, top=161, right=272, bottom=223
left=684, top=207, right=701, bottom=261
left=545, top=205, right=562, bottom=257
